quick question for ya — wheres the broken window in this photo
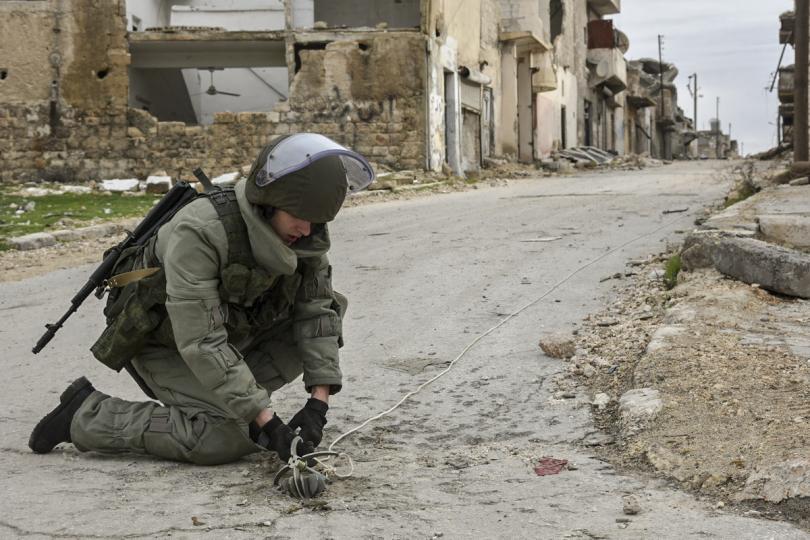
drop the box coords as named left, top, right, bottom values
left=550, top=0, right=563, bottom=42
left=313, top=0, right=420, bottom=29
left=129, top=66, right=289, bottom=125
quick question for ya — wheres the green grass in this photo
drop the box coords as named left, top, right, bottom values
left=663, top=255, right=682, bottom=290
left=0, top=187, right=161, bottom=249
left=723, top=181, right=757, bottom=208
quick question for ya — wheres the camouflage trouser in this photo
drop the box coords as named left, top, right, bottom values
left=70, top=339, right=304, bottom=465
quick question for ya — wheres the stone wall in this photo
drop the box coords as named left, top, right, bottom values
left=0, top=23, right=428, bottom=182
left=0, top=0, right=130, bottom=182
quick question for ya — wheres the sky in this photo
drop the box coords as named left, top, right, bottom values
left=613, top=0, right=794, bottom=155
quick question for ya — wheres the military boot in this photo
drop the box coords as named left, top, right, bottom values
left=29, top=377, right=95, bottom=454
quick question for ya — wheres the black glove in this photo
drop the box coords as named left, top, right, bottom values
left=251, top=414, right=312, bottom=462
left=287, top=398, right=328, bottom=449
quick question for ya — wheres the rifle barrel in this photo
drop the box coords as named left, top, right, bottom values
left=31, top=181, right=200, bottom=355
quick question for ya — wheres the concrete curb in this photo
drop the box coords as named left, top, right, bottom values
left=682, top=231, right=810, bottom=298
left=7, top=218, right=140, bottom=251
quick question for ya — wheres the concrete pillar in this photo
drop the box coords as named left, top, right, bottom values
left=444, top=70, right=463, bottom=176
left=499, top=44, right=518, bottom=157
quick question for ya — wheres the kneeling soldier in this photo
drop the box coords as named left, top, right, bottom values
left=29, top=134, right=374, bottom=465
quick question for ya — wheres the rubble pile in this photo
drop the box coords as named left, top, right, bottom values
left=572, top=254, right=810, bottom=526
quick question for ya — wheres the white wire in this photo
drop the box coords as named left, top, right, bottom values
left=328, top=211, right=693, bottom=454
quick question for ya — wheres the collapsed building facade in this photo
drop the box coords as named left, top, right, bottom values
left=0, top=0, right=706, bottom=184
left=778, top=10, right=796, bottom=146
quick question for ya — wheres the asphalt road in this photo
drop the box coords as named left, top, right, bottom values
left=1, top=161, right=806, bottom=539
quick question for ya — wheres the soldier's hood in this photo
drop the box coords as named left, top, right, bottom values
left=235, top=179, right=330, bottom=275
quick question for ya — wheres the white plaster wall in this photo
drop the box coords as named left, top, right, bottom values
left=292, top=0, right=315, bottom=29
left=126, top=0, right=170, bottom=31
left=182, top=67, right=288, bottom=125
left=170, top=1, right=285, bottom=31
left=498, top=45, right=518, bottom=157
left=427, top=36, right=461, bottom=173
left=613, top=106, right=624, bottom=154
left=534, top=67, right=578, bottom=154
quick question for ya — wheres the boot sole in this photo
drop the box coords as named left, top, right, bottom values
left=29, top=377, right=93, bottom=454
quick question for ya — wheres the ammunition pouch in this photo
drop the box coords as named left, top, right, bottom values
left=90, top=238, right=169, bottom=372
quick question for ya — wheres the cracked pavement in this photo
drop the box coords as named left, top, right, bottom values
left=1, top=162, right=807, bottom=539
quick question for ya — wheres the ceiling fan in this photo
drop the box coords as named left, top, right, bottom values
left=200, top=68, right=241, bottom=97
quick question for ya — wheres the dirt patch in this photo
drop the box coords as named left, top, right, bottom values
left=571, top=256, right=810, bottom=529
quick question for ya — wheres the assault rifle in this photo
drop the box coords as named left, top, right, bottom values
left=31, top=169, right=214, bottom=354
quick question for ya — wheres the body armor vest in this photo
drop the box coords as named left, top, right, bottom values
left=90, top=188, right=310, bottom=372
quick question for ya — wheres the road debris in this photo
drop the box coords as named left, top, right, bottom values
left=520, top=236, right=563, bottom=243
left=622, top=495, right=642, bottom=515
left=539, top=333, right=576, bottom=359
left=534, top=457, right=569, bottom=476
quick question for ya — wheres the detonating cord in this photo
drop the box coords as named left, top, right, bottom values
left=322, top=211, right=694, bottom=476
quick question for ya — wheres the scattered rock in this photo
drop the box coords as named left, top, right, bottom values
left=596, top=318, right=620, bottom=327
left=539, top=333, right=576, bottom=359
left=592, top=393, right=611, bottom=410
left=618, top=388, right=663, bottom=436
left=622, top=495, right=641, bottom=515
left=789, top=176, right=809, bottom=186
left=701, top=473, right=729, bottom=491
left=8, top=232, right=57, bottom=251
left=145, top=175, right=172, bottom=194
left=645, top=444, right=688, bottom=482
left=101, top=178, right=140, bottom=192
left=51, top=229, right=83, bottom=243
left=61, top=185, right=92, bottom=194
left=212, top=171, right=240, bottom=186
left=739, top=459, right=810, bottom=503
left=23, top=201, right=36, bottom=212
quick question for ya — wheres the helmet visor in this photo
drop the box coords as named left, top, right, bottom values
left=256, top=133, right=375, bottom=193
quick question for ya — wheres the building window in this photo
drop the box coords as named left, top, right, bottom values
left=550, top=0, right=563, bottom=41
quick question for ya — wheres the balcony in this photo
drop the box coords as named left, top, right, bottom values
left=500, top=13, right=551, bottom=54
left=781, top=11, right=795, bottom=45
left=587, top=0, right=620, bottom=16
left=781, top=103, right=795, bottom=125
left=531, top=51, right=556, bottom=92
left=779, top=65, right=794, bottom=104
left=587, top=46, right=626, bottom=94
left=625, top=64, right=655, bottom=108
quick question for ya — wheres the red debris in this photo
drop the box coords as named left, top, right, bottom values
left=534, top=457, right=569, bottom=476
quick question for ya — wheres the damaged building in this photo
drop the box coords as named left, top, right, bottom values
left=0, top=0, right=709, bottom=184
left=777, top=10, right=795, bottom=146
left=628, top=59, right=697, bottom=160
left=1, top=0, right=505, bottom=181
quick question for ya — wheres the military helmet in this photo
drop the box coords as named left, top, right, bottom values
left=245, top=133, right=375, bottom=223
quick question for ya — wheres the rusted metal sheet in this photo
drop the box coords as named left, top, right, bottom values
left=587, top=20, right=615, bottom=50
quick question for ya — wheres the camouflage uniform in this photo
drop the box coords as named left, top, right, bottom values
left=72, top=179, right=345, bottom=465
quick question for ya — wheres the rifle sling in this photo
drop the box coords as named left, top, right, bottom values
left=107, top=267, right=161, bottom=288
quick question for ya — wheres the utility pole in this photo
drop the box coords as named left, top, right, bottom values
left=796, top=0, right=809, bottom=161
left=658, top=35, right=667, bottom=159
left=692, top=73, right=698, bottom=131
left=716, top=97, right=721, bottom=158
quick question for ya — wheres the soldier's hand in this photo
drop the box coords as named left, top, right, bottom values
left=252, top=414, right=309, bottom=462
left=287, top=398, right=328, bottom=449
